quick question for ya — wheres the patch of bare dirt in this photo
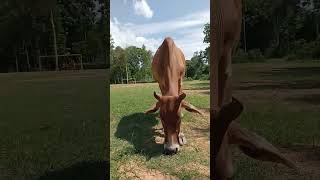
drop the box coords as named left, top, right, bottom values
left=184, top=163, right=210, bottom=178
left=118, top=160, right=178, bottom=180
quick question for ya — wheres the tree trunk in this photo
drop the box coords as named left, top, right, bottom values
left=126, top=64, right=129, bottom=84
left=36, top=38, right=41, bottom=71
left=15, top=48, right=19, bottom=72
left=316, top=16, right=319, bottom=38
left=25, top=46, right=31, bottom=71
left=50, top=10, right=59, bottom=71
left=243, top=1, right=247, bottom=53
left=80, top=55, right=83, bottom=70
left=276, top=15, right=280, bottom=46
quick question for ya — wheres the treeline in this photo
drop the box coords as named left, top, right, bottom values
left=0, top=0, right=107, bottom=73
left=110, top=38, right=209, bottom=83
left=110, top=37, right=152, bottom=84
left=110, top=0, right=320, bottom=83
left=235, top=0, right=320, bottom=62
left=187, top=0, right=320, bottom=80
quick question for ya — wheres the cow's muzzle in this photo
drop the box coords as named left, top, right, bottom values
left=163, top=133, right=186, bottom=155
left=163, top=143, right=180, bottom=155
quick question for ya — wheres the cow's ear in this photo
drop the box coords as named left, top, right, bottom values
left=181, top=101, right=203, bottom=115
left=145, top=102, right=160, bottom=114
left=228, top=122, right=297, bottom=170
left=154, top=91, right=161, bottom=101
left=177, top=92, right=186, bottom=103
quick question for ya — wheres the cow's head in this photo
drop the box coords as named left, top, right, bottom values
left=145, top=91, right=202, bottom=155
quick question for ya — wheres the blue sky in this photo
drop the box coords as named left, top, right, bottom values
left=110, top=0, right=209, bottom=59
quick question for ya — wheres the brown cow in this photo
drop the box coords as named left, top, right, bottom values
left=145, top=37, right=202, bottom=154
left=212, top=0, right=297, bottom=179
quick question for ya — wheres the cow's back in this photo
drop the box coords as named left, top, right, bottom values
left=152, top=37, right=185, bottom=95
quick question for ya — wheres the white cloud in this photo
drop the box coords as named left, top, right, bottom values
left=127, top=10, right=209, bottom=35
left=110, top=10, right=209, bottom=59
left=110, top=17, right=161, bottom=53
left=133, top=0, right=153, bottom=19
left=175, top=27, right=208, bottom=60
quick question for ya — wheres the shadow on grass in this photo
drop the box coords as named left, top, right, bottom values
left=37, top=161, right=108, bottom=180
left=115, top=113, right=163, bottom=159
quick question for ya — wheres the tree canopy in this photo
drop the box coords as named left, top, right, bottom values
left=0, top=0, right=107, bottom=72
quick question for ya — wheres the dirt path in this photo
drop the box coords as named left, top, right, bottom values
left=118, top=160, right=179, bottom=180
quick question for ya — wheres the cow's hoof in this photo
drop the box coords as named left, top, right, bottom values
left=179, top=133, right=187, bottom=145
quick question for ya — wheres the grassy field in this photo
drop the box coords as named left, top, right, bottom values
left=111, top=60, right=320, bottom=179
left=232, top=60, right=320, bottom=179
left=0, top=70, right=108, bottom=180
left=110, top=81, right=210, bottom=179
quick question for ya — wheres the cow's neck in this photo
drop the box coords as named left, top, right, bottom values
left=159, top=79, right=179, bottom=96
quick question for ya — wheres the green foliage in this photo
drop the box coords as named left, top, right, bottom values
left=239, top=0, right=320, bottom=60
left=203, top=23, right=210, bottom=44
left=233, top=49, right=249, bottom=63
left=199, top=74, right=209, bottom=80
left=110, top=43, right=152, bottom=84
left=286, top=38, right=320, bottom=60
left=233, top=49, right=265, bottom=63
left=185, top=77, right=194, bottom=81
left=247, top=49, right=265, bottom=61
left=0, top=0, right=106, bottom=72
left=186, top=51, right=209, bottom=80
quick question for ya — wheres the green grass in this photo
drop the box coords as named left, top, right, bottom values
left=110, top=82, right=210, bottom=179
left=232, top=61, right=320, bottom=179
left=2, top=60, right=319, bottom=179
left=0, top=70, right=108, bottom=180
left=111, top=60, right=320, bottom=179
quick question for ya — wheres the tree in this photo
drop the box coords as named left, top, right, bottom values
left=125, top=45, right=152, bottom=81
left=110, top=46, right=126, bottom=83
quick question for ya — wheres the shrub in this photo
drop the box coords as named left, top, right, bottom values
left=288, top=39, right=320, bottom=60
left=185, top=77, right=194, bottom=81
left=233, top=49, right=249, bottom=63
left=233, top=49, right=265, bottom=63
left=247, top=49, right=265, bottom=62
left=284, top=54, right=298, bottom=61
left=199, top=74, right=209, bottom=80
